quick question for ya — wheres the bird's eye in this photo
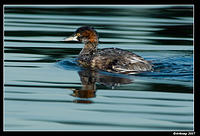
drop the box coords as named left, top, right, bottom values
left=76, top=33, right=80, bottom=36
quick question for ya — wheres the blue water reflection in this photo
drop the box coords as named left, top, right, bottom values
left=4, top=5, right=193, bottom=131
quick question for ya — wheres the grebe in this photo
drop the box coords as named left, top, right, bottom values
left=64, top=26, right=153, bottom=74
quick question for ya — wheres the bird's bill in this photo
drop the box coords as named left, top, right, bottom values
left=63, top=35, right=78, bottom=41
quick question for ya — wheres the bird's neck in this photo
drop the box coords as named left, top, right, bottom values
left=79, top=42, right=98, bottom=56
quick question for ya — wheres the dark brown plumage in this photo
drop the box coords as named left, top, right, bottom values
left=64, top=26, right=153, bottom=74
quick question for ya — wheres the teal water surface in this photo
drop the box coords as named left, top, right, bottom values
left=4, top=5, right=193, bottom=131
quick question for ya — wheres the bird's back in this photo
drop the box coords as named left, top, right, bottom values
left=90, top=48, right=153, bottom=74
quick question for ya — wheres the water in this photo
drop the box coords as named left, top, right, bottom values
left=3, top=5, right=194, bottom=131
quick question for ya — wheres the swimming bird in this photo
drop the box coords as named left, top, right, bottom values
left=64, top=26, right=153, bottom=74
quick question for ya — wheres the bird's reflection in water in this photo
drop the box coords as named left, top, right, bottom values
left=71, top=69, right=133, bottom=104
left=72, top=70, right=96, bottom=104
